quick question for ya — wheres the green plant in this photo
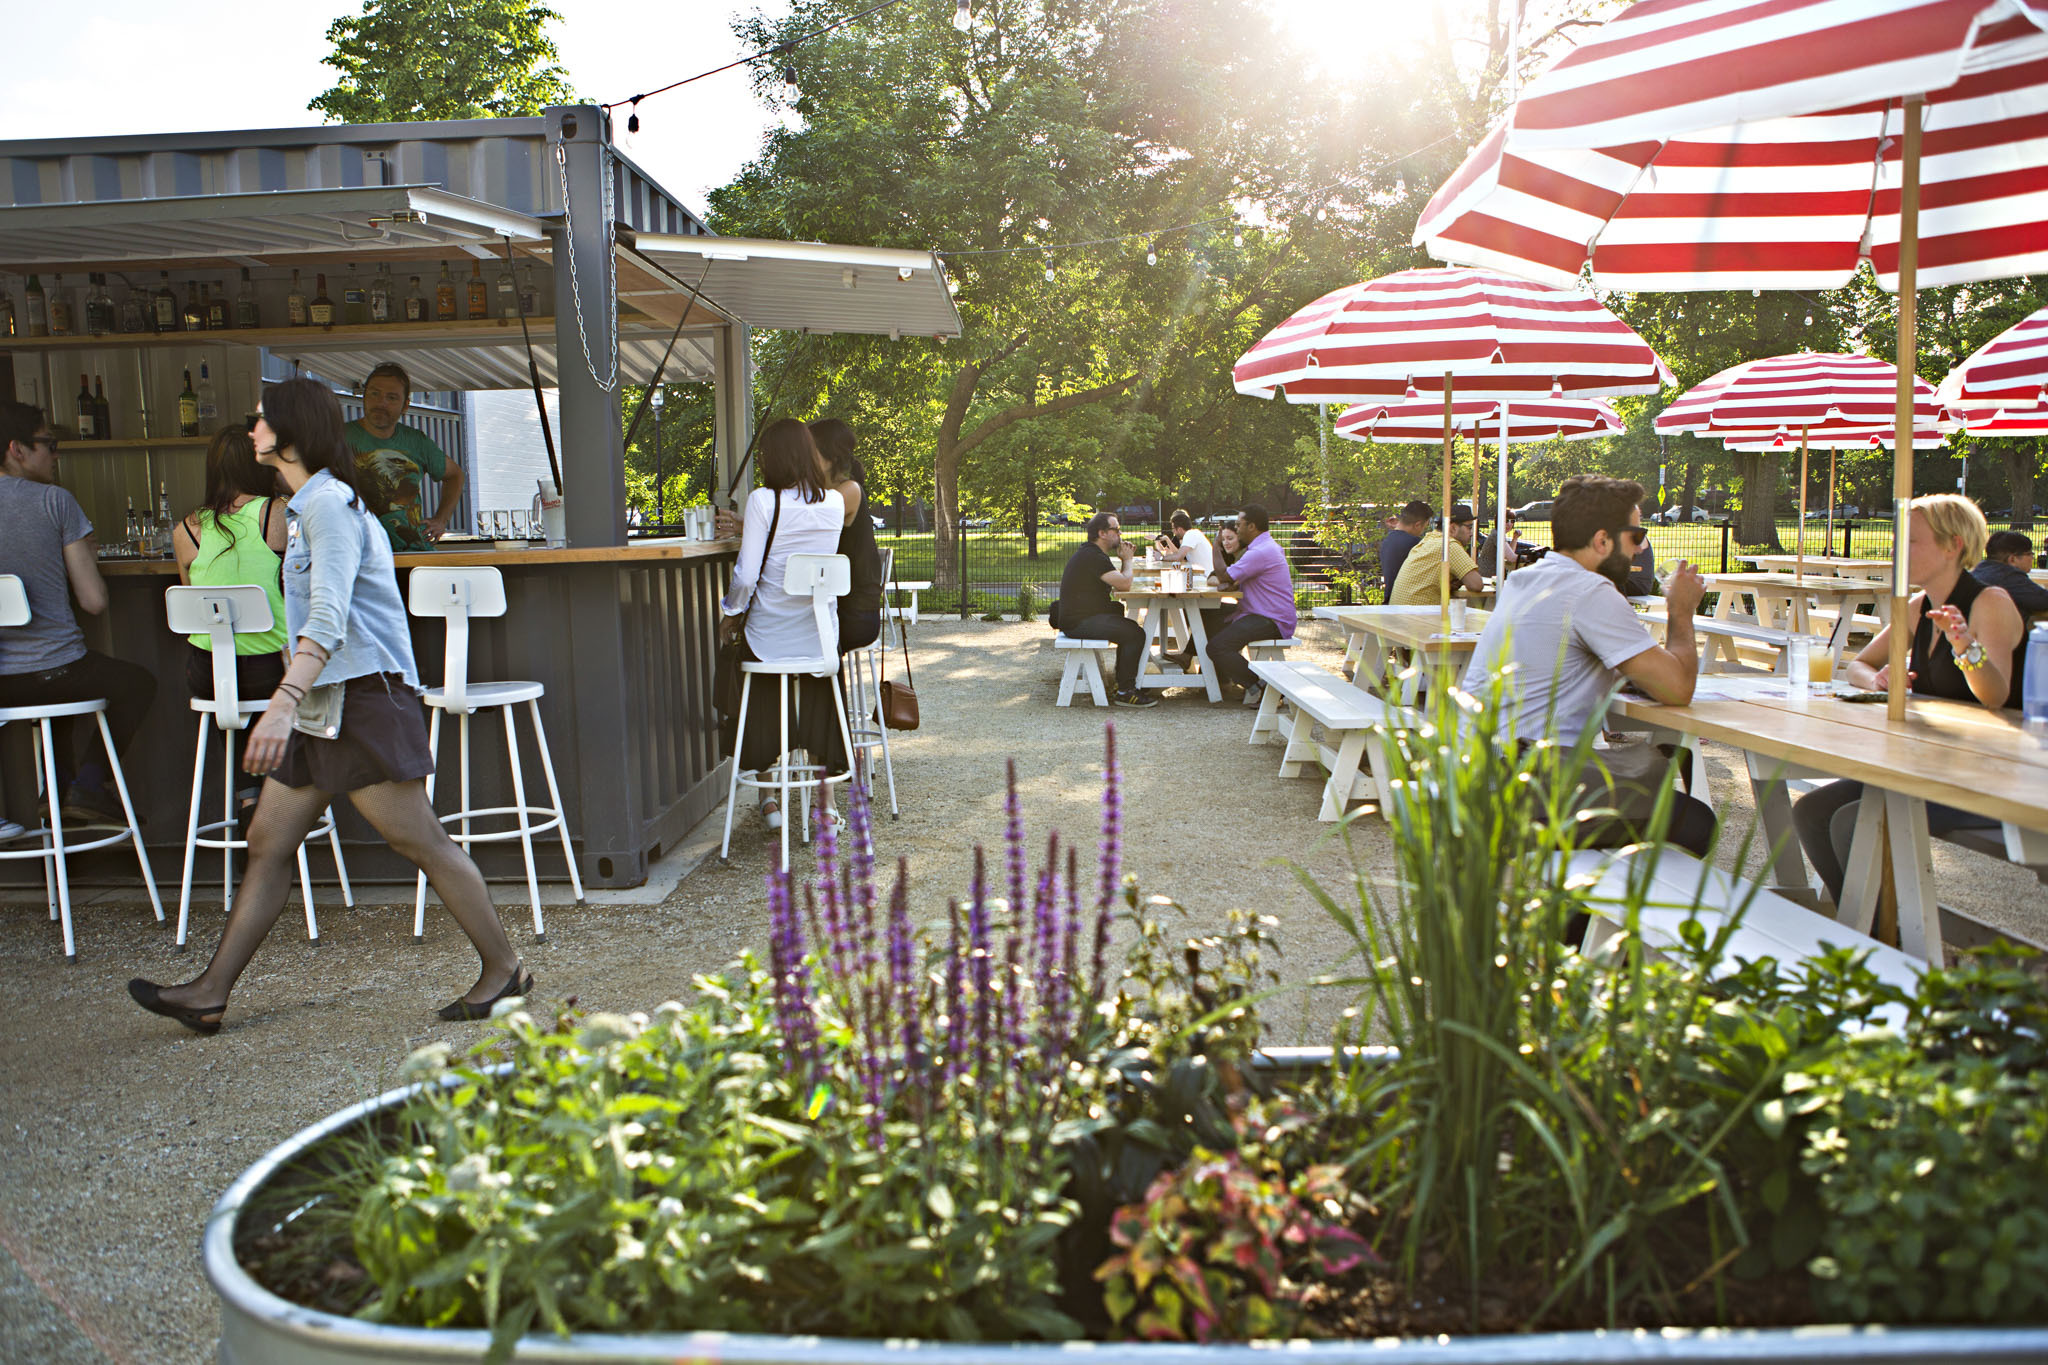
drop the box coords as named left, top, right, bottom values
left=1097, top=1110, right=1373, bottom=1341
left=1018, top=583, right=1038, bottom=621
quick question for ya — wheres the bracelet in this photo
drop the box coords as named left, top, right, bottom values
left=1955, top=639, right=1988, bottom=672
left=274, top=683, right=306, bottom=703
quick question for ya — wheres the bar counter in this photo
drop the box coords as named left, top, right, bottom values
left=8, top=538, right=739, bottom=890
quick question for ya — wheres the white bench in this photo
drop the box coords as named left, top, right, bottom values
left=1250, top=660, right=1413, bottom=821
left=1565, top=846, right=1923, bottom=1027
left=1054, top=635, right=1114, bottom=707
left=1240, top=637, right=1296, bottom=701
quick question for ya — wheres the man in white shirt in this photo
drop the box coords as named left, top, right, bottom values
left=1461, top=475, right=1715, bottom=855
left=1154, top=509, right=1215, bottom=576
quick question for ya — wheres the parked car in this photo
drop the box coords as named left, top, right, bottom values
left=871, top=514, right=887, bottom=531
left=1511, top=500, right=1555, bottom=521
left=1203, top=510, right=1240, bottom=528
left=1042, top=512, right=1078, bottom=526
left=959, top=517, right=991, bottom=529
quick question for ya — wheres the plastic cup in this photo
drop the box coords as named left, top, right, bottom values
left=1808, top=650, right=1836, bottom=684
left=1448, top=598, right=1470, bottom=632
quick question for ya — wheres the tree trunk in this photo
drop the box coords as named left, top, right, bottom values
left=2005, top=442, right=2040, bottom=530
left=1680, top=457, right=1702, bottom=520
left=1733, top=451, right=1785, bottom=552
left=1024, top=476, right=1040, bottom=560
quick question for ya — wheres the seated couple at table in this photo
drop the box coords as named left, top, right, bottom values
left=1055, top=507, right=1294, bottom=707
left=1792, top=495, right=2030, bottom=906
left=1461, top=475, right=1717, bottom=857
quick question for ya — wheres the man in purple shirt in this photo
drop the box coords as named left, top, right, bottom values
left=1191, top=505, right=1296, bottom=703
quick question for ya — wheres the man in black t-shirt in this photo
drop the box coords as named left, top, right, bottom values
left=1057, top=512, right=1155, bottom=707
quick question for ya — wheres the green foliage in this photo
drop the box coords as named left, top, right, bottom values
left=309, top=0, right=575, bottom=123
left=1017, top=583, right=1038, bottom=621
left=1097, top=1113, right=1373, bottom=1342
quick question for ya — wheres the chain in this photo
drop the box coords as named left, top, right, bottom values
left=555, top=138, right=620, bottom=392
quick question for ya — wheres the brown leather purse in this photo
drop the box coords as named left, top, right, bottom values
left=877, top=573, right=920, bottom=730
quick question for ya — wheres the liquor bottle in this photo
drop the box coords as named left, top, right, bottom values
left=123, top=498, right=138, bottom=554
left=518, top=262, right=539, bottom=316
left=235, top=267, right=260, bottom=328
left=0, top=288, right=14, bottom=338
left=342, top=265, right=367, bottom=325
left=309, top=273, right=334, bottom=327
left=404, top=274, right=427, bottom=323
left=117, top=278, right=147, bottom=334
left=368, top=264, right=393, bottom=324
left=92, top=374, right=111, bottom=440
left=196, top=362, right=219, bottom=434
left=47, top=273, right=73, bottom=336
left=24, top=274, right=47, bottom=336
left=154, top=482, right=173, bottom=558
left=85, top=274, right=115, bottom=336
left=76, top=373, right=97, bottom=440
left=182, top=279, right=205, bottom=331
left=152, top=272, right=177, bottom=333
left=179, top=368, right=199, bottom=437
left=435, top=262, right=456, bottom=321
left=206, top=279, right=229, bottom=331
left=286, top=269, right=308, bottom=327
left=495, top=259, right=517, bottom=318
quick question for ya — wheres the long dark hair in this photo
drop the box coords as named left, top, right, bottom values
left=262, top=378, right=370, bottom=510
left=757, top=418, right=826, bottom=503
left=808, top=417, right=865, bottom=486
left=197, top=425, right=279, bottom=552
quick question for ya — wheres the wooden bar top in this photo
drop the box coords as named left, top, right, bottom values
left=96, top=537, right=739, bottom=575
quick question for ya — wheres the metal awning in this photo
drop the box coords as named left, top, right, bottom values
left=0, top=185, right=545, bottom=271
left=270, top=324, right=715, bottom=394
left=630, top=234, right=963, bottom=338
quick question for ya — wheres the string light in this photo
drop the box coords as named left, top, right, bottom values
left=627, top=96, right=642, bottom=133
left=1044, top=259, right=1055, bottom=282
left=1233, top=232, right=1244, bottom=247
left=602, top=0, right=914, bottom=122
left=954, top=0, right=973, bottom=31
left=1805, top=313, right=1815, bottom=326
left=1145, top=241, right=1158, bottom=266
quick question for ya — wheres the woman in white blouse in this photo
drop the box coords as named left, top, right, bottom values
left=719, top=419, right=847, bottom=830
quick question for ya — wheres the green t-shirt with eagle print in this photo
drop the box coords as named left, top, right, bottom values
left=342, top=420, right=450, bottom=551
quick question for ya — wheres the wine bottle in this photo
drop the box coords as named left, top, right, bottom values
left=235, top=267, right=259, bottom=328
left=309, top=273, right=334, bottom=327
left=206, top=279, right=229, bottom=331
left=22, top=275, right=45, bottom=337
left=435, top=262, right=456, bottom=321
left=286, top=269, right=308, bottom=327
left=179, top=369, right=199, bottom=437
left=404, top=275, right=427, bottom=323
left=76, top=373, right=97, bottom=440
left=342, top=265, right=367, bottom=326
left=152, top=272, right=177, bottom=333
left=0, top=288, right=15, bottom=338
left=196, top=362, right=219, bottom=434
left=92, top=374, right=111, bottom=440
left=47, top=273, right=72, bottom=336
left=182, top=280, right=205, bottom=332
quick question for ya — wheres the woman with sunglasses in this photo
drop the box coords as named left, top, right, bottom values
left=1620, top=518, right=1660, bottom=596
left=129, top=379, right=525, bottom=1035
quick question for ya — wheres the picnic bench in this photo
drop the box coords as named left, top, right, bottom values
left=1248, top=659, right=1412, bottom=821
left=1639, top=609, right=1803, bottom=675
left=1053, top=635, right=1113, bottom=707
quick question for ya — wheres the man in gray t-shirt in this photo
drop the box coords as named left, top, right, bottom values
left=0, top=402, right=156, bottom=825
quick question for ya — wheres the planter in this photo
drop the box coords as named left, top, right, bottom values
left=206, top=1050, right=2048, bottom=1365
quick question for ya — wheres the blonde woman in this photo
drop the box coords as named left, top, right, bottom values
left=1792, top=494, right=2027, bottom=904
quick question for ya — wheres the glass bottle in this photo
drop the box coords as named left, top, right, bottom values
left=85, top=274, right=114, bottom=336
left=206, top=279, right=229, bottom=331
left=178, top=369, right=199, bottom=437
left=518, top=262, right=540, bottom=316
left=495, top=258, right=517, bottom=318
left=404, top=274, right=427, bottom=323
left=152, top=272, right=177, bottom=333
left=342, top=265, right=367, bottom=325
left=466, top=261, right=487, bottom=319
left=124, top=498, right=141, bottom=555
left=235, top=267, right=259, bottom=328
left=182, top=280, right=205, bottom=331
left=47, top=274, right=72, bottom=336
left=368, top=264, right=393, bottom=323
left=309, top=273, right=334, bottom=326
left=154, top=482, right=173, bottom=557
left=435, top=262, right=456, bottom=321
left=76, top=373, right=98, bottom=440
left=286, top=269, right=308, bottom=327
left=24, top=274, right=47, bottom=337
left=92, top=374, right=111, bottom=440
left=196, top=361, right=218, bottom=434
left=0, top=287, right=14, bottom=338
left=117, top=277, right=147, bottom=335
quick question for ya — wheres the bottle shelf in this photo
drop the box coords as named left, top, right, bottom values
left=0, top=317, right=556, bottom=354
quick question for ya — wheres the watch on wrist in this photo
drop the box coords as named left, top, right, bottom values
left=1955, top=639, right=1989, bottom=672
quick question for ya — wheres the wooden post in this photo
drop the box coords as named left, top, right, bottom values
left=1442, top=373, right=1455, bottom=633
left=1797, top=427, right=1809, bottom=581
left=1887, top=96, right=1923, bottom=723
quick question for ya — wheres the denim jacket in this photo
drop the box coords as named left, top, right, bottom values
left=283, top=469, right=420, bottom=688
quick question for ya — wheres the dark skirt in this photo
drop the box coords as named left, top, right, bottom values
left=185, top=645, right=287, bottom=702
left=272, top=673, right=436, bottom=794
left=838, top=606, right=882, bottom=655
left=734, top=640, right=849, bottom=776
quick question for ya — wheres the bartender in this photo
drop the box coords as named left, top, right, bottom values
left=343, top=362, right=466, bottom=549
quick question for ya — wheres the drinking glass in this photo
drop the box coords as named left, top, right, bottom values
left=513, top=511, right=531, bottom=539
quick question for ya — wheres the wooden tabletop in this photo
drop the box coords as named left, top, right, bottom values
left=98, top=538, right=740, bottom=575
left=1323, top=605, right=1491, bottom=651
left=1745, top=555, right=1890, bottom=575
left=1613, top=683, right=2048, bottom=831
left=1704, top=572, right=1883, bottom=595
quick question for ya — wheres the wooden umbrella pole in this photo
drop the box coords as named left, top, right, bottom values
left=1497, top=403, right=1512, bottom=580
left=1442, top=372, right=1455, bottom=633
left=1828, top=446, right=1838, bottom=556
left=1888, top=96, right=1924, bottom=724
left=1797, top=427, right=1809, bottom=581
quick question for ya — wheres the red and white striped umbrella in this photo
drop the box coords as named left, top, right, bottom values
left=1943, top=396, right=2048, bottom=432
left=1335, top=396, right=1625, bottom=443
left=1654, top=353, right=1954, bottom=440
left=1938, top=305, right=2048, bottom=408
left=1231, top=267, right=1672, bottom=401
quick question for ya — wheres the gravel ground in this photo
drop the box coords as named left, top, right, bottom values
left=1, top=617, right=2042, bottom=1363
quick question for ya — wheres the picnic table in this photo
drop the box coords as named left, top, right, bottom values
left=1638, top=607, right=1802, bottom=675
left=1113, top=578, right=1237, bottom=702
left=1316, top=605, right=1489, bottom=703
left=1611, top=676, right=2048, bottom=964
left=1702, top=571, right=1888, bottom=669
left=1744, top=554, right=1892, bottom=581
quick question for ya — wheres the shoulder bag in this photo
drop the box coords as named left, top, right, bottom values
left=714, top=494, right=781, bottom=719
left=877, top=562, right=921, bottom=731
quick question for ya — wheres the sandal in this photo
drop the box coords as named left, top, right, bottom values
left=760, top=798, right=783, bottom=831
left=436, top=967, right=533, bottom=1023
left=128, top=979, right=224, bottom=1036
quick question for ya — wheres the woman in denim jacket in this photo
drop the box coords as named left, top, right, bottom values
left=130, top=379, right=524, bottom=1034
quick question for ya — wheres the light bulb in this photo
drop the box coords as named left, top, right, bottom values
left=1044, top=265, right=1055, bottom=282
left=953, top=0, right=972, bottom=31
left=1805, top=313, right=1814, bottom=326
left=1752, top=288, right=1761, bottom=297
left=1315, top=207, right=1327, bottom=221
left=1146, top=249, right=1157, bottom=266
left=1233, top=232, right=1244, bottom=248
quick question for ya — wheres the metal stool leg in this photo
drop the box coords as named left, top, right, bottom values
left=176, top=716, right=209, bottom=948
left=99, top=712, right=161, bottom=924
left=221, top=724, right=236, bottom=917
left=414, top=705, right=443, bottom=942
left=527, top=698, right=583, bottom=905
left=778, top=674, right=793, bottom=870
left=39, top=719, right=75, bottom=961
left=296, top=844, right=318, bottom=942
left=501, top=702, right=544, bottom=940
left=720, top=673, right=754, bottom=862
left=865, top=641, right=898, bottom=817
left=327, top=815, right=355, bottom=908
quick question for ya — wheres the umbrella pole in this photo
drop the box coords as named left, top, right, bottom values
left=1797, top=428, right=1809, bottom=581
left=1442, top=373, right=1455, bottom=633
left=1888, top=96, right=1923, bottom=724
left=1497, top=403, right=1512, bottom=580
left=1828, top=447, right=1838, bottom=556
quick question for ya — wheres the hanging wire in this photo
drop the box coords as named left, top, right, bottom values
left=602, top=0, right=915, bottom=115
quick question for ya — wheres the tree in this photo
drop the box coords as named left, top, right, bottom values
left=310, top=0, right=575, bottom=123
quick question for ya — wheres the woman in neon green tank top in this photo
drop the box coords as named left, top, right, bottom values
left=175, top=426, right=289, bottom=700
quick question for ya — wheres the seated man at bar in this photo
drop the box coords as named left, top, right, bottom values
left=1153, top=509, right=1214, bottom=578
left=1389, top=503, right=1484, bottom=607
left=1190, top=505, right=1297, bottom=706
left=1379, top=499, right=1430, bottom=598
left=1974, top=530, right=2048, bottom=618
left=1461, top=476, right=1715, bottom=858
left=1057, top=512, right=1156, bottom=708
left=1793, top=495, right=2027, bottom=905
left=344, top=363, right=466, bottom=550
left=0, top=401, right=156, bottom=824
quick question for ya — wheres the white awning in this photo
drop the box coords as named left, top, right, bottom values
left=270, top=323, right=714, bottom=393
left=0, top=185, right=545, bottom=271
left=631, top=234, right=963, bottom=339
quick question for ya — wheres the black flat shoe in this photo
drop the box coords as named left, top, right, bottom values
left=128, top=978, right=223, bottom=1036
left=436, top=968, right=533, bottom=1022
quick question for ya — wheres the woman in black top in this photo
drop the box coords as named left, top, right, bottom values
left=1793, top=494, right=2027, bottom=904
left=811, top=419, right=883, bottom=652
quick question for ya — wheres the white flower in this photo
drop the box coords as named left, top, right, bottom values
left=445, top=1153, right=491, bottom=1193
left=400, top=1043, right=452, bottom=1082
left=657, top=1197, right=684, bottom=1220
left=577, top=1013, right=639, bottom=1048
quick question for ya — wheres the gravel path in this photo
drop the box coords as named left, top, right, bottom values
left=1, top=617, right=2041, bottom=1363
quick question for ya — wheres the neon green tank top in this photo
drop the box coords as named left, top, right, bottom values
left=186, top=499, right=289, bottom=655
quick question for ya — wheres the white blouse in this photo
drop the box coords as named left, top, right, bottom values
left=723, top=486, right=846, bottom=666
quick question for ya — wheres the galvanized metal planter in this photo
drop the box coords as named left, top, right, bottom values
left=205, top=1051, right=2048, bottom=1365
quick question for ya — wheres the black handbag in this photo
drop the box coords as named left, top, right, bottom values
left=715, top=495, right=780, bottom=719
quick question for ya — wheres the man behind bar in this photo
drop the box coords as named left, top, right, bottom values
left=344, top=362, right=466, bottom=550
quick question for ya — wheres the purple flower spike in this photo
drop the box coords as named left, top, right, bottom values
left=848, top=780, right=877, bottom=949
left=1004, top=760, right=1027, bottom=921
left=889, top=861, right=922, bottom=1075
left=814, top=811, right=857, bottom=993
left=969, top=847, right=994, bottom=1088
left=1098, top=723, right=1122, bottom=912
left=942, top=897, right=966, bottom=1082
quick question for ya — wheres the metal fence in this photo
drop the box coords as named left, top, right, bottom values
left=879, top=517, right=1920, bottom=619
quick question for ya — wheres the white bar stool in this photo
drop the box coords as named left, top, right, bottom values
left=409, top=567, right=582, bottom=942
left=0, top=574, right=161, bottom=960
left=166, top=586, right=353, bottom=949
left=721, top=553, right=861, bottom=869
left=842, top=545, right=899, bottom=818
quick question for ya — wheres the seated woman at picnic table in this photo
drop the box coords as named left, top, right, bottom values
left=1793, top=494, right=2029, bottom=905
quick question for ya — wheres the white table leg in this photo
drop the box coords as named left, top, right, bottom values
left=1187, top=605, right=1222, bottom=702
left=1745, top=750, right=1814, bottom=895
left=1837, top=789, right=1887, bottom=936
left=1884, top=791, right=1942, bottom=964
left=1250, top=679, right=1284, bottom=742
left=1320, top=731, right=1368, bottom=822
